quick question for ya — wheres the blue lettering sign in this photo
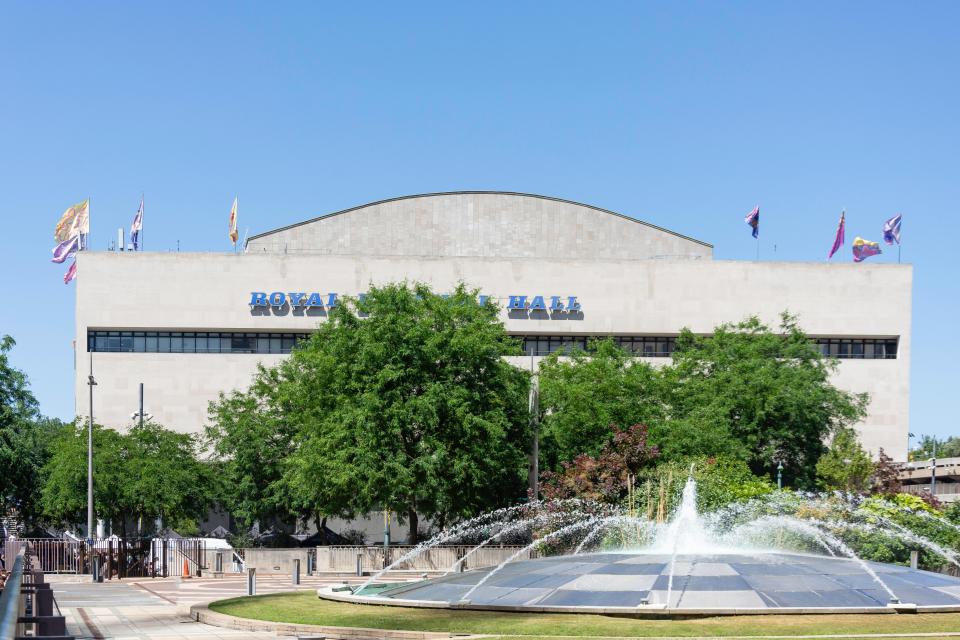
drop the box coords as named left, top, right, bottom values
left=529, top=295, right=547, bottom=311
left=249, top=292, right=268, bottom=307
left=479, top=295, right=490, bottom=307
left=306, top=292, right=324, bottom=307
left=508, top=295, right=528, bottom=310
left=269, top=292, right=286, bottom=307
left=288, top=292, right=307, bottom=307
left=549, top=295, right=564, bottom=311
left=566, top=296, right=581, bottom=312
left=327, top=293, right=338, bottom=308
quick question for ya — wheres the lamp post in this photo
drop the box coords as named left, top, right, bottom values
left=87, top=356, right=97, bottom=544
left=383, top=509, right=391, bottom=551
left=931, top=438, right=938, bottom=496
left=776, top=461, right=784, bottom=490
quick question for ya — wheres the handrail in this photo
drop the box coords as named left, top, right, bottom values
left=0, top=543, right=26, bottom=640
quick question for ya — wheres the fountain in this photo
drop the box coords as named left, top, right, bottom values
left=320, top=472, right=960, bottom=615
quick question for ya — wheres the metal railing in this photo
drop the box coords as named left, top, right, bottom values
left=0, top=543, right=25, bottom=640
left=902, top=483, right=960, bottom=496
left=3, top=538, right=208, bottom=578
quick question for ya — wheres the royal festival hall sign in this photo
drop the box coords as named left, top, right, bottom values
left=248, top=291, right=582, bottom=314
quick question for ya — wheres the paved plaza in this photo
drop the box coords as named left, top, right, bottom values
left=52, top=574, right=367, bottom=639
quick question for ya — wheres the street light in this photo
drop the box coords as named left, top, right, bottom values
left=87, top=356, right=97, bottom=544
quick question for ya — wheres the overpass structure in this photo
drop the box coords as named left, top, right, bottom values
left=900, top=456, right=960, bottom=503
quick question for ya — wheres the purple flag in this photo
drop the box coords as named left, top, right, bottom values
left=883, top=213, right=901, bottom=245
left=63, top=259, right=77, bottom=284
left=827, top=210, right=845, bottom=260
left=744, top=206, right=759, bottom=238
left=51, top=235, right=79, bottom=264
left=130, top=195, right=143, bottom=250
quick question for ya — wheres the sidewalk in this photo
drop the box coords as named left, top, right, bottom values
left=52, top=574, right=372, bottom=639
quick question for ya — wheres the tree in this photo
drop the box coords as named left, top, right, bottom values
left=816, top=427, right=874, bottom=492
left=41, top=423, right=130, bottom=530
left=538, top=340, right=664, bottom=466
left=870, top=448, right=903, bottom=496
left=540, top=424, right=660, bottom=503
left=206, top=366, right=301, bottom=529
left=910, top=435, right=960, bottom=461
left=123, top=422, right=215, bottom=535
left=208, top=282, right=531, bottom=543
left=0, top=335, right=60, bottom=524
left=41, top=422, right=213, bottom=535
left=659, top=314, right=869, bottom=488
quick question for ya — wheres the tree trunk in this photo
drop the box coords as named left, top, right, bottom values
left=407, top=508, right=418, bottom=545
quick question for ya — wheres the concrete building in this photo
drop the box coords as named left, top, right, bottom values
left=74, top=191, right=913, bottom=460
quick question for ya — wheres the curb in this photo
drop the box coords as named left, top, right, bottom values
left=190, top=603, right=459, bottom=639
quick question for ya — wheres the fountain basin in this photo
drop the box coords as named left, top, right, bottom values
left=322, top=551, right=960, bottom=614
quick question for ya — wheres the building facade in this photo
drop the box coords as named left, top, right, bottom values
left=75, top=192, right=913, bottom=460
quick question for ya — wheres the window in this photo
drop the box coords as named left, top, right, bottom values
left=812, top=338, right=898, bottom=359
left=85, top=330, right=899, bottom=360
left=513, top=335, right=896, bottom=359
left=87, top=330, right=313, bottom=354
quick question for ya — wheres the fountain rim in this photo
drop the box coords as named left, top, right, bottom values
left=317, top=550, right=960, bottom=617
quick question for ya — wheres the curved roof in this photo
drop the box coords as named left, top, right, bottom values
left=245, top=191, right=712, bottom=261
left=352, top=551, right=960, bottom=612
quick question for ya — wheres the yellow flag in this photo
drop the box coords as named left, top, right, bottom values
left=229, top=197, right=238, bottom=244
left=54, top=199, right=90, bottom=243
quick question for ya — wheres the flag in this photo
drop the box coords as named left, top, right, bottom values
left=54, top=199, right=90, bottom=244
left=744, top=206, right=759, bottom=238
left=883, top=213, right=902, bottom=245
left=852, top=237, right=882, bottom=262
left=51, top=234, right=80, bottom=264
left=130, top=195, right=143, bottom=250
left=229, top=197, right=238, bottom=245
left=63, top=259, right=77, bottom=284
left=827, top=210, right=846, bottom=259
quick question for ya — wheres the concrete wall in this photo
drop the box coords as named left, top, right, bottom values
left=242, top=547, right=310, bottom=574
left=245, top=192, right=713, bottom=261
left=75, top=251, right=912, bottom=459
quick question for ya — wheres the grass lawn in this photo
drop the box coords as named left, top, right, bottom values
left=208, top=592, right=960, bottom=638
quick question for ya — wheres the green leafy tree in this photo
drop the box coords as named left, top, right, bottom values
left=123, top=422, right=215, bottom=535
left=41, top=423, right=130, bottom=530
left=41, top=422, right=213, bottom=535
left=538, top=339, right=664, bottom=466
left=208, top=282, right=531, bottom=543
left=0, top=336, right=61, bottom=524
left=206, top=368, right=300, bottom=529
left=634, top=457, right=774, bottom=515
left=659, top=314, right=868, bottom=488
left=816, top=427, right=874, bottom=492
left=910, top=435, right=960, bottom=461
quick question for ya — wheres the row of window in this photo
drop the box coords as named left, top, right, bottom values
left=518, top=335, right=898, bottom=359
left=87, top=330, right=898, bottom=359
left=87, top=331, right=311, bottom=354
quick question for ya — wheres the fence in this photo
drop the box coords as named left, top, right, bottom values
left=316, top=545, right=536, bottom=573
left=2, top=538, right=207, bottom=578
left=2, top=540, right=533, bottom=578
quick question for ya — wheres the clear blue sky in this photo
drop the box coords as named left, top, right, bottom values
left=1, top=2, right=957, bottom=441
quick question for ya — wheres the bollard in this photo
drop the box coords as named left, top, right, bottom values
left=247, top=567, right=256, bottom=596
left=356, top=552, right=363, bottom=577
left=292, top=558, right=301, bottom=585
left=910, top=549, right=919, bottom=570
left=92, top=555, right=103, bottom=583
